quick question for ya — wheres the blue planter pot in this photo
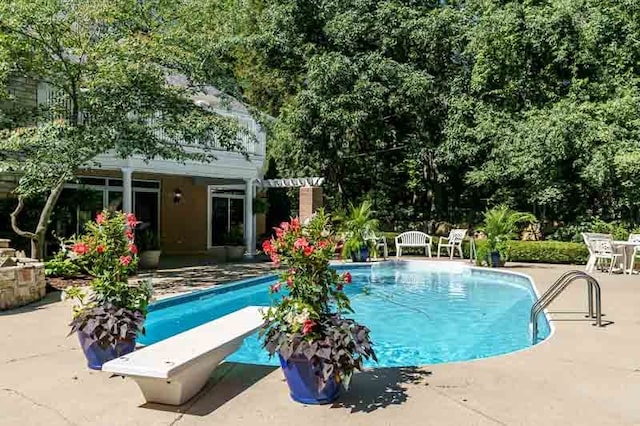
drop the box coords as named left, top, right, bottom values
left=350, top=246, right=369, bottom=262
left=278, top=354, right=340, bottom=405
left=490, top=251, right=502, bottom=267
left=77, top=331, right=136, bottom=370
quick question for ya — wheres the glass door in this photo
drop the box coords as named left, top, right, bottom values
left=229, top=198, right=245, bottom=244
left=108, top=191, right=123, bottom=211
left=134, top=191, right=159, bottom=241
left=77, top=189, right=106, bottom=233
left=211, top=197, right=230, bottom=246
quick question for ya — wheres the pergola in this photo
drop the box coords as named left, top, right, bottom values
left=254, top=177, right=324, bottom=188
left=243, top=177, right=325, bottom=256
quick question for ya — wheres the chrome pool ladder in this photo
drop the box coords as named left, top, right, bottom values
left=530, top=270, right=602, bottom=344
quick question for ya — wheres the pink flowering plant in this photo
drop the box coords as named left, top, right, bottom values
left=68, top=210, right=139, bottom=279
left=63, top=210, right=152, bottom=350
left=260, top=211, right=376, bottom=388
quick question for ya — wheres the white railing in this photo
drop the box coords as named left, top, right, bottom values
left=147, top=111, right=265, bottom=156
left=36, top=82, right=266, bottom=157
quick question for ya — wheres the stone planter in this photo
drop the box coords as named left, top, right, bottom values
left=138, top=250, right=162, bottom=270
left=0, top=238, right=15, bottom=258
left=225, top=245, right=246, bottom=261
left=207, top=246, right=227, bottom=262
left=0, top=263, right=46, bottom=310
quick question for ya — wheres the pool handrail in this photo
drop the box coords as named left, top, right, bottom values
left=530, top=270, right=602, bottom=344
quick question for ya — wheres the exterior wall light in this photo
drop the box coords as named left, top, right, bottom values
left=173, top=188, right=183, bottom=204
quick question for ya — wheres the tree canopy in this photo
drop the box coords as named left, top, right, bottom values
left=212, top=0, right=640, bottom=228
left=2, top=0, right=639, bottom=247
left=0, top=0, right=246, bottom=257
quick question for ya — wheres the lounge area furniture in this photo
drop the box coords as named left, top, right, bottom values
left=628, top=234, right=640, bottom=274
left=612, top=233, right=640, bottom=275
left=583, top=233, right=621, bottom=274
left=395, top=231, right=432, bottom=258
left=437, top=229, right=467, bottom=260
left=365, top=231, right=388, bottom=259
left=102, top=306, right=264, bottom=405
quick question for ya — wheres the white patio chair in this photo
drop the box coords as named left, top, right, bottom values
left=627, top=233, right=640, bottom=275
left=364, top=231, right=388, bottom=260
left=437, top=229, right=467, bottom=260
left=395, top=231, right=432, bottom=258
left=582, top=233, right=607, bottom=273
left=585, top=234, right=621, bottom=274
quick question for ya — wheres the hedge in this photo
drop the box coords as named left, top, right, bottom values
left=502, top=241, right=588, bottom=264
left=379, top=232, right=588, bottom=265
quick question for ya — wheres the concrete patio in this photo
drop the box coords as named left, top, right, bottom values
left=1, top=262, right=640, bottom=425
left=136, top=258, right=273, bottom=296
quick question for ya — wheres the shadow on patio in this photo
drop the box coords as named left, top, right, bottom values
left=135, top=256, right=274, bottom=296
left=139, top=362, right=278, bottom=416
left=138, top=363, right=432, bottom=417
left=331, top=367, right=432, bottom=413
left=0, top=290, right=62, bottom=316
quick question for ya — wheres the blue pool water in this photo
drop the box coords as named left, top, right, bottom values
left=140, top=262, right=551, bottom=367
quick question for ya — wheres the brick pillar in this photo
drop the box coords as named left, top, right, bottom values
left=299, top=186, right=323, bottom=223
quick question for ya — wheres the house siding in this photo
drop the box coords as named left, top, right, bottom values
left=76, top=170, right=209, bottom=254
left=159, top=175, right=209, bottom=254
left=4, top=75, right=38, bottom=108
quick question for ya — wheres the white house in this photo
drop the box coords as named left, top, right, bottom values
left=5, top=75, right=267, bottom=257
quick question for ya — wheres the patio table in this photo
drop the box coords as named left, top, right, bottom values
left=612, top=241, right=640, bottom=274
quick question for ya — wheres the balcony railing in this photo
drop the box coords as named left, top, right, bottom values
left=36, top=82, right=266, bottom=157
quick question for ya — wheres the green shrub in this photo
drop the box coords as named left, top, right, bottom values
left=548, top=216, right=637, bottom=242
left=505, top=241, right=588, bottom=264
left=45, top=250, right=82, bottom=278
left=468, top=240, right=587, bottom=265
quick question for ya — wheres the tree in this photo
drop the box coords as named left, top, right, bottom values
left=218, top=0, right=640, bottom=227
left=438, top=0, right=640, bottom=222
left=235, top=1, right=459, bottom=227
left=0, top=0, right=245, bottom=258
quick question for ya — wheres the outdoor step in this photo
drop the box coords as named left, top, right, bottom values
left=0, top=248, right=16, bottom=257
left=0, top=239, right=10, bottom=249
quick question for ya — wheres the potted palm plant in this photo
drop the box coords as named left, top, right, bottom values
left=62, top=210, right=153, bottom=370
left=481, top=205, right=536, bottom=267
left=339, top=200, right=379, bottom=262
left=260, top=212, right=376, bottom=404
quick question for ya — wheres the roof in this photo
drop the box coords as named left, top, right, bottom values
left=165, top=74, right=252, bottom=117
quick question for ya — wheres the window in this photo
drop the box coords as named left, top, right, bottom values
left=77, top=177, right=107, bottom=186
left=54, top=176, right=161, bottom=237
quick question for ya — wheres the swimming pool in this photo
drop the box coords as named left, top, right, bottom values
left=140, top=261, right=551, bottom=367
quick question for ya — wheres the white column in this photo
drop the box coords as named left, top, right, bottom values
left=122, top=167, right=134, bottom=214
left=244, top=179, right=255, bottom=257
left=252, top=185, right=257, bottom=255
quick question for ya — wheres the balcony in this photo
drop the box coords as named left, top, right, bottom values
left=36, top=81, right=267, bottom=160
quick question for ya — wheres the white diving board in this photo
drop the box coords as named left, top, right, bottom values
left=102, top=306, right=265, bottom=405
